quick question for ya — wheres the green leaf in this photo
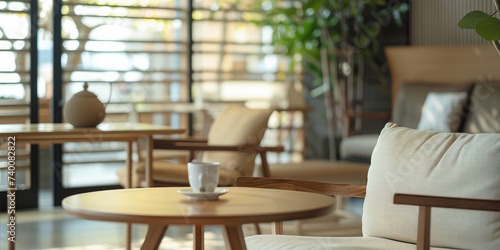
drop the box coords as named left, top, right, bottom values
left=458, top=10, right=490, bottom=29
left=476, top=17, right=500, bottom=41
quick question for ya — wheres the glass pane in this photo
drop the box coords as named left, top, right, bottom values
left=60, top=0, right=188, bottom=188
left=0, top=0, right=33, bottom=191
left=192, top=0, right=304, bottom=164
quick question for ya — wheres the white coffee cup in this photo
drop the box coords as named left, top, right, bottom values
left=187, top=161, right=220, bottom=193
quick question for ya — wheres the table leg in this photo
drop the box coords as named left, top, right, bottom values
left=222, top=225, right=247, bottom=250
left=125, top=141, right=133, bottom=250
left=145, top=135, right=153, bottom=187
left=126, top=223, right=132, bottom=250
left=126, top=141, right=133, bottom=189
left=193, top=225, right=204, bottom=250
left=141, top=224, right=168, bottom=250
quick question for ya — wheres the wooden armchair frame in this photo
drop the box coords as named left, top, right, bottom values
left=153, top=139, right=284, bottom=180
left=236, top=177, right=500, bottom=250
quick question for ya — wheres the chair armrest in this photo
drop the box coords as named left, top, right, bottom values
left=173, top=143, right=283, bottom=153
left=154, top=139, right=283, bottom=153
left=236, top=177, right=366, bottom=198
left=394, top=193, right=500, bottom=250
left=394, top=193, right=500, bottom=212
left=153, top=138, right=208, bottom=149
left=344, top=110, right=390, bottom=120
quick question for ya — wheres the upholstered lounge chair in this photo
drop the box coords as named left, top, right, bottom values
left=116, top=104, right=283, bottom=187
left=238, top=123, right=500, bottom=249
left=341, top=45, right=500, bottom=162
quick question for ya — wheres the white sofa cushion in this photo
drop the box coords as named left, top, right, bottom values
left=245, top=235, right=453, bottom=250
left=362, top=123, right=500, bottom=249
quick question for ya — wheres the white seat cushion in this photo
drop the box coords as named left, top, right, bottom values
left=363, top=123, right=500, bottom=249
left=245, top=235, right=454, bottom=250
left=340, top=134, right=379, bottom=160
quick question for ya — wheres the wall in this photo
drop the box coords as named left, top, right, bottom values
left=411, top=0, right=497, bottom=45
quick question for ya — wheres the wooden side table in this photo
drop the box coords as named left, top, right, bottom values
left=62, top=187, right=336, bottom=250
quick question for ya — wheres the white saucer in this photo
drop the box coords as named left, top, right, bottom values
left=177, top=188, right=229, bottom=200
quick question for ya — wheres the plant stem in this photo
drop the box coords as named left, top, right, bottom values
left=495, top=0, right=500, bottom=55
left=493, top=41, right=500, bottom=56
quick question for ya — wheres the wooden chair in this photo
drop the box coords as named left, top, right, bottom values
left=239, top=123, right=500, bottom=250
left=116, top=104, right=283, bottom=187
left=340, top=45, right=500, bottom=162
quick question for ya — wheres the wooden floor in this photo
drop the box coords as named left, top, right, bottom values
left=0, top=149, right=363, bottom=249
left=0, top=188, right=229, bottom=250
left=0, top=207, right=227, bottom=249
left=0, top=195, right=363, bottom=249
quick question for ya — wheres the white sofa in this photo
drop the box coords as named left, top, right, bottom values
left=245, top=123, right=500, bottom=249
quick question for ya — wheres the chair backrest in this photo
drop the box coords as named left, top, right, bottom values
left=362, top=123, right=500, bottom=249
left=202, top=105, right=272, bottom=179
left=463, top=81, right=500, bottom=133
left=235, top=176, right=366, bottom=198
left=391, top=82, right=473, bottom=129
left=385, top=45, right=500, bottom=110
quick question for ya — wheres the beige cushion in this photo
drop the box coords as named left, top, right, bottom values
left=363, top=123, right=500, bottom=249
left=116, top=105, right=272, bottom=187
left=116, top=161, right=236, bottom=187
left=340, top=134, right=379, bottom=160
left=464, top=82, right=500, bottom=133
left=202, top=105, right=273, bottom=177
left=392, top=82, right=472, bottom=128
left=245, top=235, right=454, bottom=250
left=268, top=160, right=369, bottom=185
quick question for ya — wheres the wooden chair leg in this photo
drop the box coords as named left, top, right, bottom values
left=260, top=152, right=271, bottom=177
left=253, top=223, right=261, bottom=234
left=141, top=224, right=168, bottom=250
left=271, top=221, right=284, bottom=235
left=417, top=206, right=431, bottom=250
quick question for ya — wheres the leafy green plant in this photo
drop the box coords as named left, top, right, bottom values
left=458, top=10, right=500, bottom=41
left=255, top=0, right=407, bottom=91
left=252, top=0, right=408, bottom=159
left=458, top=0, right=500, bottom=54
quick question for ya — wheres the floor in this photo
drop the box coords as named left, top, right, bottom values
left=0, top=201, right=227, bottom=250
left=0, top=149, right=363, bottom=249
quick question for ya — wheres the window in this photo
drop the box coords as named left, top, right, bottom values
left=54, top=0, right=189, bottom=190
left=0, top=0, right=38, bottom=207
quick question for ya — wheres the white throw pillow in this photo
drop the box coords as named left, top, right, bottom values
left=417, top=91, right=467, bottom=132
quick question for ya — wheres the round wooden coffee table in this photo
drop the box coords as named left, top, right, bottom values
left=62, top=187, right=336, bottom=250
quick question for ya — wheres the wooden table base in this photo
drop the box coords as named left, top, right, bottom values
left=223, top=225, right=247, bottom=250
left=141, top=224, right=247, bottom=250
left=141, top=224, right=169, bottom=250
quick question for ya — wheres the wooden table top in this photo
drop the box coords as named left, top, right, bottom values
left=62, top=187, right=336, bottom=225
left=0, top=123, right=185, bottom=143
left=0, top=123, right=184, bottom=136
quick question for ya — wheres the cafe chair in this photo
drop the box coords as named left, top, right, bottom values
left=116, top=104, right=283, bottom=188
left=237, top=123, right=500, bottom=250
